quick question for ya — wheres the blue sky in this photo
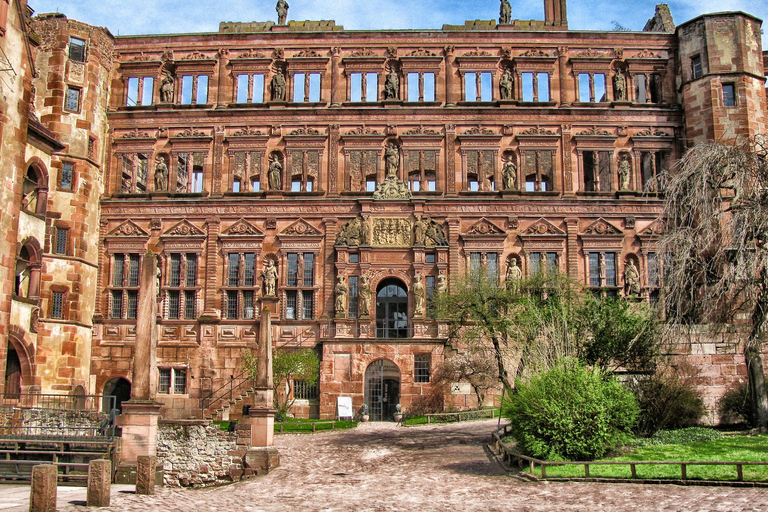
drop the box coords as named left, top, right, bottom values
left=29, top=0, right=767, bottom=45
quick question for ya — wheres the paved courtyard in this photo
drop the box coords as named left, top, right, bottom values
left=2, top=419, right=768, bottom=511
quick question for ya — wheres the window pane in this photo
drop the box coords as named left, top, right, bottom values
left=61, top=163, right=73, bottom=190
left=244, top=253, right=255, bottom=287
left=168, top=290, right=180, bottom=319
left=243, top=290, right=254, bottom=319
left=287, top=253, right=298, bottom=286
left=589, top=253, right=600, bottom=286
left=253, top=74, right=264, bottom=103
left=407, top=73, right=419, bottom=102
left=181, top=76, right=193, bottom=104
left=723, top=84, right=736, bottom=106
left=480, top=72, right=492, bottom=101
left=184, top=290, right=196, bottom=319
left=236, top=74, right=249, bottom=103
left=69, top=37, right=86, bottom=61
left=293, top=73, right=305, bottom=102
left=185, top=254, right=197, bottom=287
left=127, top=290, right=138, bottom=319
left=252, top=179, right=261, bottom=192
left=51, top=292, right=64, bottom=319
left=192, top=168, right=203, bottom=192
left=174, top=369, right=187, bottom=394
left=348, top=276, right=358, bottom=319
left=547, top=253, right=558, bottom=273
left=227, top=290, right=238, bottom=319
left=142, top=77, right=154, bottom=105
left=286, top=290, right=297, bottom=319
left=605, top=253, right=616, bottom=287
left=111, top=290, right=122, bottom=318
left=692, top=56, right=702, bottom=79
left=648, top=252, right=659, bottom=287
left=350, top=73, right=362, bottom=102
left=127, top=77, right=139, bottom=106
left=303, top=253, right=314, bottom=286
left=424, top=73, right=435, bottom=102
left=170, top=254, right=181, bottom=287
left=233, top=180, right=241, bottom=193
left=302, top=290, right=314, bottom=319
left=291, top=181, right=301, bottom=192
left=522, top=73, right=534, bottom=102
left=366, top=73, right=377, bottom=102
left=55, top=229, right=67, bottom=255
left=530, top=253, right=541, bottom=276
left=470, top=252, right=482, bottom=275
left=487, top=253, right=498, bottom=280
left=464, top=72, right=476, bottom=101
left=228, top=254, right=239, bottom=287
left=128, top=254, right=140, bottom=286
left=578, top=74, right=590, bottom=102
left=594, top=74, right=606, bottom=102
left=635, top=74, right=647, bottom=103
left=414, top=354, right=431, bottom=383
left=309, top=73, right=321, bottom=102
left=158, top=369, right=171, bottom=394
left=66, top=88, right=79, bottom=111
left=538, top=73, right=549, bottom=101
left=196, top=75, right=208, bottom=104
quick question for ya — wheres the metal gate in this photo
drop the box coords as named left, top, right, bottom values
left=364, top=359, right=400, bottom=421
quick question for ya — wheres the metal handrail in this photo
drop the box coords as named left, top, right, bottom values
left=201, top=370, right=254, bottom=415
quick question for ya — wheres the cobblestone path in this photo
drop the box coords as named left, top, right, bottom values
left=5, top=419, right=768, bottom=511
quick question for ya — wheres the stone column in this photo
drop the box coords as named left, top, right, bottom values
left=243, top=302, right=280, bottom=475
left=87, top=459, right=111, bottom=507
left=119, top=254, right=162, bottom=488
left=30, top=464, right=57, bottom=512
left=444, top=46, right=455, bottom=106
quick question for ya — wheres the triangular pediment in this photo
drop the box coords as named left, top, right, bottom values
left=464, top=218, right=505, bottom=236
left=163, top=220, right=204, bottom=237
left=637, top=219, right=664, bottom=237
left=581, top=218, right=623, bottom=236
left=280, top=218, right=321, bottom=236
left=522, top=218, right=565, bottom=236
left=223, top=219, right=264, bottom=236
left=108, top=220, right=148, bottom=237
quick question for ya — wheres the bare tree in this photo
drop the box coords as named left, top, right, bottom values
left=434, top=346, right=498, bottom=408
left=658, top=136, right=768, bottom=428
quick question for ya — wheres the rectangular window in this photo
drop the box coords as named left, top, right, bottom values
left=425, top=253, right=435, bottom=264
left=243, top=290, right=254, bottom=319
left=61, top=163, right=74, bottom=190
left=308, top=73, right=321, bottom=102
left=350, top=73, right=362, bottom=102
left=605, top=253, right=617, bottom=287
left=237, top=74, right=265, bottom=103
left=55, top=229, right=67, bottom=256
left=159, top=368, right=187, bottom=394
left=348, top=276, right=358, bottom=319
left=253, top=74, right=264, bottom=102
left=349, top=253, right=359, bottom=264
left=480, top=72, right=492, bottom=101
left=190, top=167, right=203, bottom=193
left=424, top=73, right=435, bottom=102
left=414, top=354, right=431, bottom=383
left=111, top=290, right=122, bottom=318
left=589, top=253, right=600, bottom=286
left=635, top=74, right=647, bottom=103
left=228, top=253, right=239, bottom=287
left=486, top=253, right=498, bottom=280
left=127, top=290, right=138, bottom=319
left=723, top=83, right=736, bottom=107
left=168, top=290, right=180, bottom=319
left=236, top=74, right=249, bottom=103
left=51, top=291, right=64, bottom=319
left=470, top=252, right=482, bottom=275
left=692, top=56, right=702, bottom=79
left=303, top=253, right=315, bottom=286
left=174, top=368, right=187, bottom=394
left=196, top=76, right=209, bottom=104
left=113, top=257, right=125, bottom=287
left=426, top=275, right=435, bottom=317
left=181, top=76, right=193, bottom=104
left=366, top=72, right=377, bottom=102
left=464, top=72, right=476, bottom=101
left=538, top=73, right=550, bottom=101
left=366, top=180, right=376, bottom=192
left=127, top=77, right=139, bottom=106
left=294, top=380, right=319, bottom=400
left=170, top=254, right=181, bottom=287
left=407, top=73, right=419, bottom=102
left=252, top=179, right=261, bottom=192
left=65, top=87, right=80, bottom=112
left=522, top=73, right=534, bottom=102
left=243, top=253, right=255, bottom=287
left=142, top=77, right=154, bottom=105
left=530, top=253, right=541, bottom=276
left=286, top=290, right=297, bottom=319
left=578, top=74, right=590, bottom=102
left=186, top=254, right=197, bottom=287
left=158, top=368, right=171, bottom=394
left=128, top=254, right=140, bottom=287
left=594, top=74, right=606, bottom=102
left=68, top=37, right=86, bottom=62
left=546, top=252, right=558, bottom=273
left=293, top=73, right=306, bottom=102
left=227, top=290, right=238, bottom=319
left=287, top=253, right=299, bottom=286
left=184, top=290, right=196, bottom=319
left=302, top=290, right=314, bottom=319
left=648, top=252, right=659, bottom=288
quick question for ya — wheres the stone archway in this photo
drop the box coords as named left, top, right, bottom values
left=103, top=377, right=131, bottom=413
left=364, top=359, right=401, bottom=421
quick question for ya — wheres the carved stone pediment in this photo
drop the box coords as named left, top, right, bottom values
left=163, top=220, right=205, bottom=237
left=108, top=220, right=148, bottom=237
left=223, top=219, right=265, bottom=236
left=281, top=219, right=321, bottom=236
left=581, top=218, right=623, bottom=236
left=522, top=218, right=565, bottom=236
left=465, top=218, right=504, bottom=236
left=637, top=219, right=664, bottom=237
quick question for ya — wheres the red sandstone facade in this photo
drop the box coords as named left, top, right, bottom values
left=1, top=2, right=767, bottom=422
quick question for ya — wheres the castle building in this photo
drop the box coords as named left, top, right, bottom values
left=1, top=0, right=766, bottom=420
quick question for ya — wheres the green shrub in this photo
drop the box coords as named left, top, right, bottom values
left=629, top=364, right=705, bottom=437
left=504, top=358, right=638, bottom=461
left=717, top=381, right=754, bottom=426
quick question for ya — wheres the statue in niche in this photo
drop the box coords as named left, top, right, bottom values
left=384, top=142, right=399, bottom=177
left=413, top=273, right=425, bottom=316
left=160, top=75, right=174, bottom=103
left=383, top=70, right=399, bottom=100
left=618, top=155, right=631, bottom=191
left=271, top=71, right=286, bottom=101
left=499, top=0, right=512, bottom=25
left=624, top=260, right=641, bottom=296
left=154, top=157, right=168, bottom=191
left=502, top=157, right=517, bottom=190
left=613, top=71, right=627, bottom=101
left=413, top=215, right=428, bottom=245
left=361, top=216, right=371, bottom=245
left=335, top=275, right=348, bottom=316
left=268, top=155, right=282, bottom=190
left=436, top=274, right=448, bottom=297
left=262, top=259, right=278, bottom=297
left=499, top=68, right=513, bottom=100
left=505, top=259, right=522, bottom=290
left=276, top=0, right=289, bottom=25
left=358, top=275, right=372, bottom=317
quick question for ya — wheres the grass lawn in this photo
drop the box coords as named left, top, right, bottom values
left=519, top=433, right=768, bottom=482
left=214, top=418, right=358, bottom=434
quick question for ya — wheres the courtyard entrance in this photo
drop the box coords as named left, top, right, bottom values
left=364, top=359, right=400, bottom=421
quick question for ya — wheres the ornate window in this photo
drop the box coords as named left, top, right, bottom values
left=284, top=252, right=315, bottom=320
left=110, top=253, right=140, bottom=319
left=523, top=150, right=554, bottom=192
left=125, top=76, right=154, bottom=106
left=464, top=72, right=493, bottom=101
left=587, top=251, right=618, bottom=297
left=376, top=279, right=408, bottom=338
left=414, top=354, right=431, bottom=383
left=348, top=275, right=359, bottom=318
left=180, top=75, right=209, bottom=105
left=223, top=252, right=257, bottom=320
left=468, top=251, right=500, bottom=280
left=120, top=153, right=149, bottom=193
left=406, top=150, right=438, bottom=192
left=164, top=253, right=198, bottom=320
left=236, top=73, right=265, bottom=103
left=529, top=252, right=558, bottom=276
left=158, top=368, right=187, bottom=394
left=582, top=151, right=612, bottom=191
left=230, top=151, right=262, bottom=193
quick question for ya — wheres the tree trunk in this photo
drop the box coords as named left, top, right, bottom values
left=489, top=333, right=513, bottom=392
left=745, top=340, right=768, bottom=429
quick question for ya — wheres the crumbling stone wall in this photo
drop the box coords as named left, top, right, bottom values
left=157, top=421, right=245, bottom=487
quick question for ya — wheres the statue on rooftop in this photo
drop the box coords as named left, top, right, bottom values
left=499, top=0, right=511, bottom=25
left=276, top=0, right=289, bottom=25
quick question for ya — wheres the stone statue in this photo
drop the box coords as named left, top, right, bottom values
left=618, top=155, right=631, bottom=191
left=156, top=266, right=162, bottom=297
left=413, top=273, right=425, bottom=316
left=154, top=157, right=168, bottom=192
left=436, top=274, right=447, bottom=296
left=383, top=70, right=399, bottom=100
left=268, top=156, right=282, bottom=190
left=613, top=72, right=626, bottom=101
left=624, top=260, right=641, bottom=296
left=271, top=71, right=286, bottom=101
left=505, top=258, right=522, bottom=290
left=361, top=216, right=371, bottom=245
left=335, top=275, right=348, bottom=316
left=262, top=259, right=278, bottom=296
left=502, top=158, right=517, bottom=190
left=385, top=142, right=399, bottom=177
left=336, top=217, right=365, bottom=246
left=499, top=68, right=513, bottom=100
left=413, top=215, right=428, bottom=245
left=276, top=0, right=289, bottom=25
left=424, top=217, right=448, bottom=246
left=358, top=275, right=372, bottom=317
left=499, top=0, right=512, bottom=25
left=160, top=75, right=174, bottom=103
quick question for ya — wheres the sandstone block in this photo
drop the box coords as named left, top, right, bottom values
left=136, top=455, right=156, bottom=495
left=87, top=459, right=111, bottom=507
left=30, top=464, right=57, bottom=512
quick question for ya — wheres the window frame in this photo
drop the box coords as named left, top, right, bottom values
left=158, top=367, right=188, bottom=395
left=223, top=252, right=258, bottom=320
left=414, top=354, right=431, bottom=383
left=65, top=86, right=81, bottom=113
left=283, top=252, right=317, bottom=321
left=68, top=37, right=86, bottom=62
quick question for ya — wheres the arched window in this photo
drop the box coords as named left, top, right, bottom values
left=21, top=164, right=48, bottom=216
left=15, top=240, right=41, bottom=299
left=375, top=279, right=408, bottom=338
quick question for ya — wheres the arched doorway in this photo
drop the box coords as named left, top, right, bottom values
left=364, top=359, right=400, bottom=421
left=4, top=348, right=21, bottom=397
left=376, top=278, right=408, bottom=338
left=102, top=377, right=131, bottom=413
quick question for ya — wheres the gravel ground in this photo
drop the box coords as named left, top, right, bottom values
left=3, top=419, right=768, bottom=511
